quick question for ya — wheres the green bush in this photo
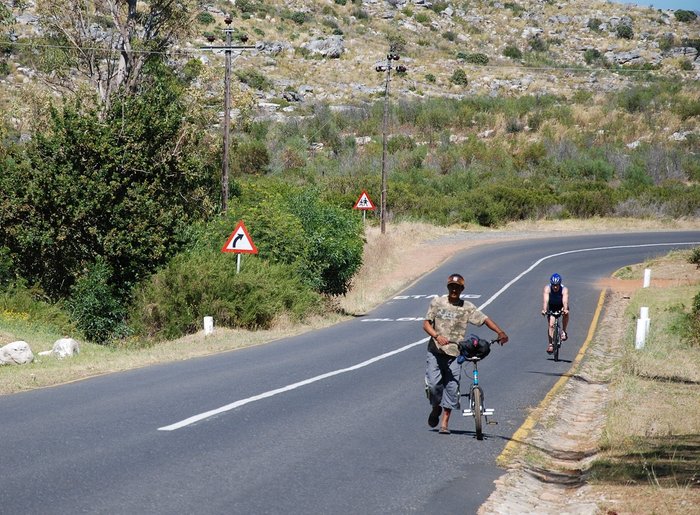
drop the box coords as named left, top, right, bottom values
left=289, top=11, right=306, bottom=25
left=235, top=0, right=258, bottom=14
left=425, top=73, right=436, bottom=83
left=130, top=253, right=322, bottom=340
left=688, top=247, right=700, bottom=268
left=429, top=1, right=449, bottom=13
left=616, top=24, right=633, bottom=40
left=387, top=134, right=416, bottom=154
left=234, top=139, right=270, bottom=175
left=0, top=247, right=13, bottom=288
left=560, top=189, right=615, bottom=218
left=0, top=4, right=12, bottom=25
left=529, top=37, right=548, bottom=52
left=617, top=85, right=657, bottom=113
left=623, top=163, right=654, bottom=190
left=504, top=2, right=525, bottom=15
left=181, top=58, right=204, bottom=82
left=415, top=12, right=430, bottom=24
left=465, top=53, right=489, bottom=65
left=583, top=48, right=601, bottom=65
left=216, top=182, right=364, bottom=297
left=503, top=45, right=522, bottom=59
left=235, top=68, right=273, bottom=91
left=0, top=61, right=218, bottom=301
left=68, top=258, right=128, bottom=344
left=587, top=18, right=602, bottom=32
left=481, top=183, right=550, bottom=221
left=450, top=69, right=468, bottom=86
left=678, top=59, right=693, bottom=71
left=658, top=33, right=675, bottom=51
left=672, top=98, right=700, bottom=121
left=0, top=282, right=74, bottom=334
left=559, top=158, right=614, bottom=181
left=196, top=12, right=215, bottom=25
left=285, top=189, right=364, bottom=296
left=674, top=10, right=697, bottom=23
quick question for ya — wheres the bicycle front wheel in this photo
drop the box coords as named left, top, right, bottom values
left=553, top=323, right=560, bottom=362
left=472, top=388, right=483, bottom=440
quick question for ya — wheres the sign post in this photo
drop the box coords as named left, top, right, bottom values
left=352, top=190, right=376, bottom=223
left=221, top=220, right=258, bottom=273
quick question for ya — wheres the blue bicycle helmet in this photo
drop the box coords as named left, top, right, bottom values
left=550, top=273, right=562, bottom=285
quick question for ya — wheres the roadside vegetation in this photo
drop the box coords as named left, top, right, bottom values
left=586, top=249, right=700, bottom=511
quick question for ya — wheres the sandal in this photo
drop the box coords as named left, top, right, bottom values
left=546, top=343, right=554, bottom=354
left=439, top=427, right=451, bottom=434
left=561, top=331, right=568, bottom=341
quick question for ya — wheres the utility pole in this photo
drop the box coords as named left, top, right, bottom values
left=202, top=16, right=255, bottom=214
left=375, top=53, right=406, bottom=234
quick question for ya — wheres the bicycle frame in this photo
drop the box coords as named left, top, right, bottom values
left=459, top=339, right=499, bottom=440
left=462, top=359, right=494, bottom=417
left=545, top=309, right=563, bottom=362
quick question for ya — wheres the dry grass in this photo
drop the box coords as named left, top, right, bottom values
left=588, top=249, right=700, bottom=511
left=337, top=221, right=467, bottom=314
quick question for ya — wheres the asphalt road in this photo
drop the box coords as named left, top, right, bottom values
left=1, top=231, right=698, bottom=514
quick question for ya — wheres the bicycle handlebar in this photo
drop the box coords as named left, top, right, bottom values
left=543, top=309, right=563, bottom=317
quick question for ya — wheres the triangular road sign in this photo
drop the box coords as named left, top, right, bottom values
left=222, top=220, right=258, bottom=254
left=353, top=190, right=376, bottom=210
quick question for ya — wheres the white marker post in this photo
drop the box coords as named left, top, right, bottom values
left=635, top=307, right=650, bottom=349
left=203, top=316, right=214, bottom=336
left=643, top=268, right=651, bottom=288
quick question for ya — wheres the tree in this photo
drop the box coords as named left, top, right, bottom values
left=0, top=61, right=218, bottom=300
left=38, top=0, right=198, bottom=113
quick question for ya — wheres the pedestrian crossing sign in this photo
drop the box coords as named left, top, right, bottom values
left=353, top=190, right=376, bottom=210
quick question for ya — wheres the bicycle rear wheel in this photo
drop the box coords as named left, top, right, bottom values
left=553, top=322, right=560, bottom=362
left=472, top=388, right=483, bottom=440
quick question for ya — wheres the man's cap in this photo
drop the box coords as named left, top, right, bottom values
left=447, top=274, right=465, bottom=286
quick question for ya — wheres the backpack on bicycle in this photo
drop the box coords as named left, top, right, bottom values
left=458, top=334, right=491, bottom=359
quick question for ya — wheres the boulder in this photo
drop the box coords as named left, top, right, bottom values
left=52, top=338, right=81, bottom=358
left=0, top=341, right=34, bottom=365
left=303, top=36, right=345, bottom=59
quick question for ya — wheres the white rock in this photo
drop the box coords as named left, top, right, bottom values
left=0, top=341, right=34, bottom=365
left=52, top=338, right=80, bottom=359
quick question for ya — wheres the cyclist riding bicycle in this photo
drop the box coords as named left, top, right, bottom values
left=542, top=273, right=569, bottom=354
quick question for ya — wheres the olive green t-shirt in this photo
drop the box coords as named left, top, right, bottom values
left=425, top=296, right=488, bottom=355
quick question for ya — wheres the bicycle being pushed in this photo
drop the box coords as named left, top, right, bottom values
left=457, top=335, right=500, bottom=440
left=543, top=309, right=564, bottom=362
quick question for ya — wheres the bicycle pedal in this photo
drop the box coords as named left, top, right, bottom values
left=487, top=420, right=498, bottom=425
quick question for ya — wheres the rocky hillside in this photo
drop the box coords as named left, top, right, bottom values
left=2, top=0, right=699, bottom=125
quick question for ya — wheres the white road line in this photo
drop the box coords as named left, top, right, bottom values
left=159, top=240, right=699, bottom=431
left=479, top=241, right=700, bottom=309
left=158, top=338, right=429, bottom=431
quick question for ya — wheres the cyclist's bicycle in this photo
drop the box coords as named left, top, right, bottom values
left=458, top=337, right=499, bottom=440
left=544, top=309, right=563, bottom=362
